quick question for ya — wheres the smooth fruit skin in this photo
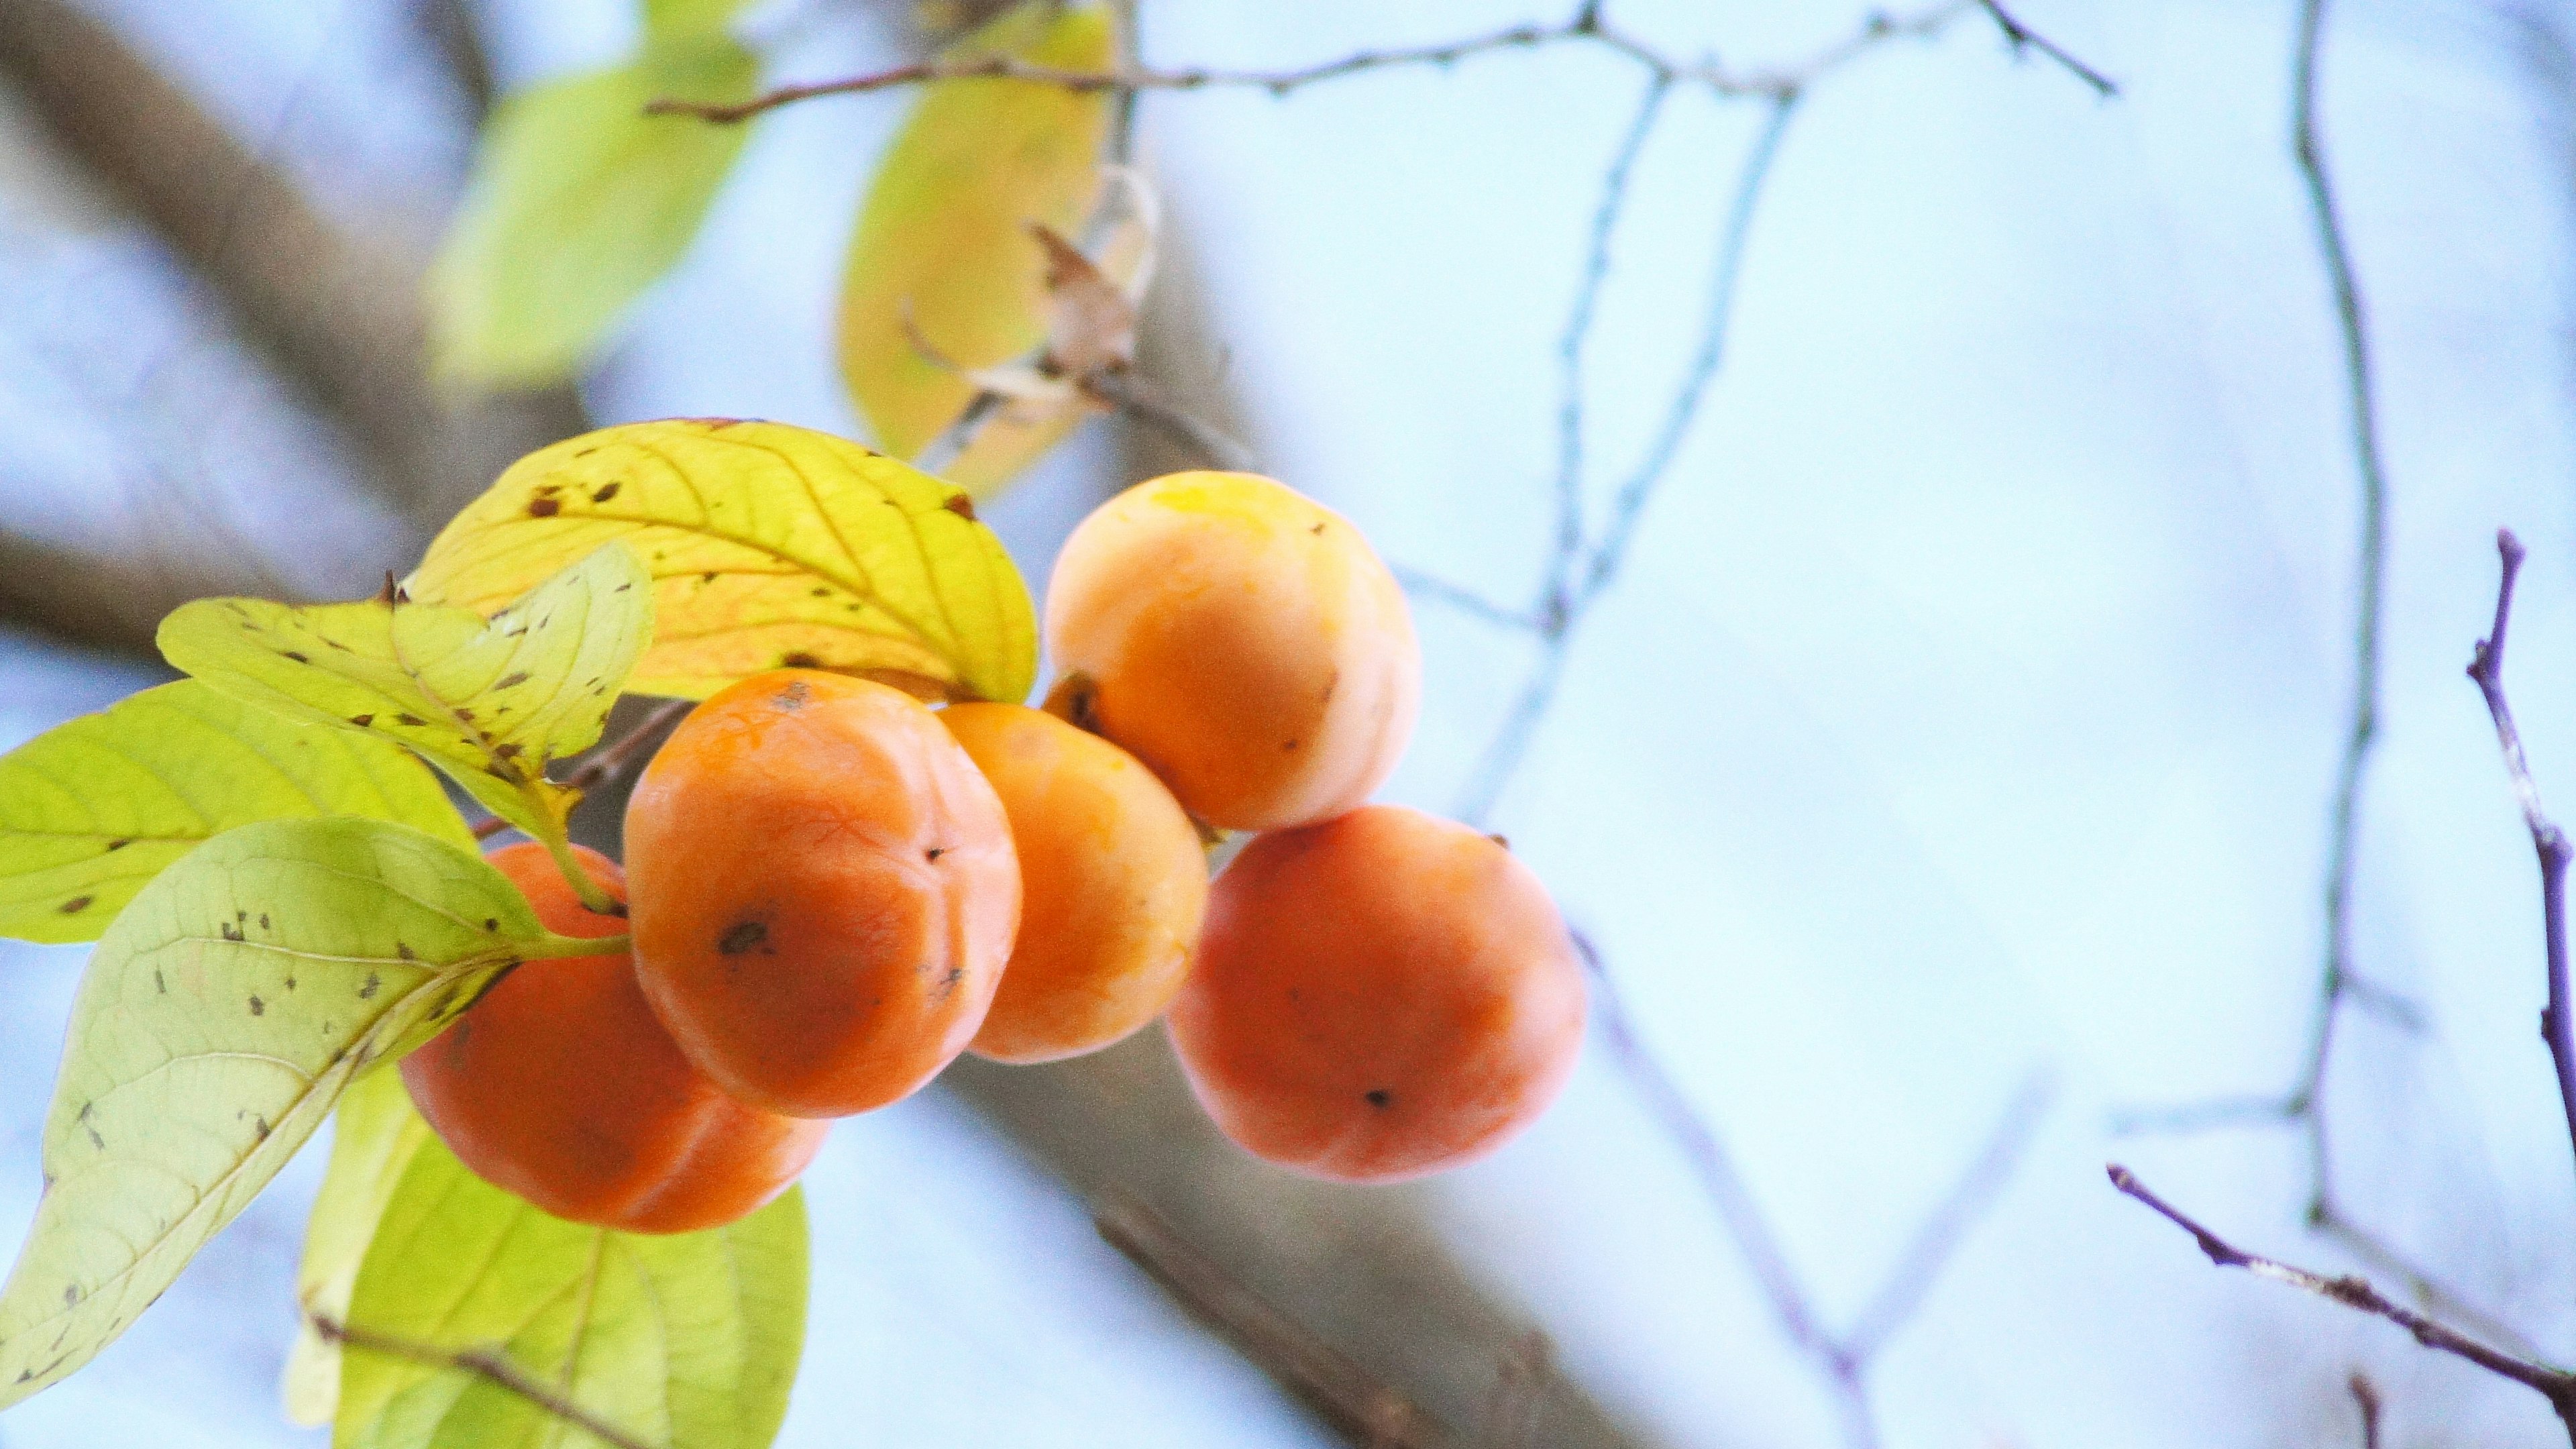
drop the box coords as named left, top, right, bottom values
left=1044, top=472, right=1421, bottom=831
left=1167, top=806, right=1586, bottom=1183
left=626, top=670, right=1020, bottom=1118
left=941, top=703, right=1209, bottom=1063
left=400, top=843, right=826, bottom=1234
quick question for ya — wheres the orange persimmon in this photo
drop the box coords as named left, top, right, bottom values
left=1043, top=471, right=1420, bottom=831
left=400, top=843, right=825, bottom=1233
left=1167, top=805, right=1585, bottom=1183
left=625, top=670, right=1020, bottom=1118
left=941, top=702, right=1207, bottom=1063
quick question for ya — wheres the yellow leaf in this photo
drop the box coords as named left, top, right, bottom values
left=408, top=419, right=1038, bottom=704
left=158, top=545, right=653, bottom=858
left=839, top=1, right=1114, bottom=462
left=429, top=34, right=759, bottom=387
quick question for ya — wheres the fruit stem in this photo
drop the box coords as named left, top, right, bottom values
left=537, top=830, right=625, bottom=918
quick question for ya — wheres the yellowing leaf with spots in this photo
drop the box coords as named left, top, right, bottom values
left=839, top=1, right=1114, bottom=462
left=406, top=419, right=1036, bottom=704
left=0, top=818, right=606, bottom=1410
left=283, top=1068, right=432, bottom=1426
left=331, top=1137, right=806, bottom=1449
left=429, top=33, right=759, bottom=386
left=156, top=545, right=651, bottom=865
left=0, top=680, right=472, bottom=945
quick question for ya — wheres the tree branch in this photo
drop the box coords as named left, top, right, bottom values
left=307, top=1312, right=654, bottom=1449
left=649, top=1, right=1974, bottom=124
left=2350, top=1372, right=2383, bottom=1449
left=1972, top=0, right=2119, bottom=95
left=2107, top=1165, right=2576, bottom=1440
left=1094, top=1189, right=1449, bottom=1448
left=2467, top=529, right=2576, bottom=1183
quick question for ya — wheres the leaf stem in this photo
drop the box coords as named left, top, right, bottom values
left=529, top=930, right=631, bottom=959
left=535, top=828, right=622, bottom=917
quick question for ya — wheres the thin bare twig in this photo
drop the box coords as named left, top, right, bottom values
left=559, top=698, right=692, bottom=797
left=2107, top=1165, right=2576, bottom=1442
left=649, top=3, right=1974, bottom=125
left=1578, top=932, right=2054, bottom=1448
left=2467, top=529, right=2576, bottom=1182
left=2350, top=1372, right=2383, bottom=1449
left=1452, top=92, right=1799, bottom=827
left=1094, top=1189, right=1450, bottom=1448
left=308, top=1312, right=654, bottom=1449
left=2106, top=0, right=2522, bottom=1355
left=1972, top=0, right=2119, bottom=95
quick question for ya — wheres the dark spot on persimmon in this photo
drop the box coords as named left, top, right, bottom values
left=718, top=920, right=768, bottom=955
left=1364, top=1089, right=1392, bottom=1109
left=775, top=681, right=812, bottom=710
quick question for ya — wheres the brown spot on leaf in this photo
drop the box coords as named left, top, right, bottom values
left=396, top=714, right=427, bottom=728
left=494, top=672, right=530, bottom=690
left=781, top=652, right=823, bottom=669
left=943, top=494, right=977, bottom=521
left=359, top=972, right=381, bottom=1000
left=282, top=651, right=309, bottom=663
left=528, top=498, right=561, bottom=518
left=248, top=996, right=263, bottom=1016
left=592, top=482, right=621, bottom=504
left=105, top=839, right=129, bottom=851
left=220, top=922, right=243, bottom=941
left=56, top=896, right=89, bottom=914
left=349, top=714, right=374, bottom=727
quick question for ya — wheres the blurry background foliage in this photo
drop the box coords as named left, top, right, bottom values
left=2, top=0, right=2576, bottom=1447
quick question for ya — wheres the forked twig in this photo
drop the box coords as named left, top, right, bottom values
left=2107, top=1165, right=2576, bottom=1441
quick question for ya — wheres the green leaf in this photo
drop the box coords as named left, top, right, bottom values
left=333, top=1141, right=806, bottom=1449
left=0, top=818, right=579, bottom=1410
left=0, top=680, right=472, bottom=945
left=840, top=1, right=1115, bottom=460
left=158, top=544, right=653, bottom=852
left=285, top=1069, right=434, bottom=1426
left=430, top=34, right=759, bottom=386
left=407, top=419, right=1038, bottom=704
left=643, top=0, right=752, bottom=38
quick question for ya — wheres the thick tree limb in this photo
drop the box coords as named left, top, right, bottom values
left=0, top=0, right=582, bottom=533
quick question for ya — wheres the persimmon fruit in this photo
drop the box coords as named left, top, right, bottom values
left=1044, top=471, right=1421, bottom=831
left=399, top=843, right=826, bottom=1234
left=939, top=702, right=1208, bottom=1063
left=1167, top=804, right=1585, bottom=1183
left=625, top=669, right=1020, bottom=1118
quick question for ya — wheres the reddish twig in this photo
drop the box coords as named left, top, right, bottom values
left=2108, top=1165, right=2576, bottom=1441
left=308, top=1312, right=653, bottom=1449
left=647, top=2, right=1979, bottom=125
left=2350, top=1372, right=2383, bottom=1449
left=2468, top=529, right=2576, bottom=1182
left=559, top=698, right=692, bottom=797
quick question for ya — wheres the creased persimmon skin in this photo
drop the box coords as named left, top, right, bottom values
left=400, top=843, right=826, bottom=1234
left=1044, top=472, right=1420, bottom=831
left=941, top=702, right=1208, bottom=1063
left=626, top=669, right=1020, bottom=1118
left=1168, top=806, right=1585, bottom=1183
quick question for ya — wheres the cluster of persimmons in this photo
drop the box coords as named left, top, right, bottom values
left=402, top=472, right=1589, bottom=1233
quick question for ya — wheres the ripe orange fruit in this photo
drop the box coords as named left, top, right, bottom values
left=1167, top=805, right=1585, bottom=1182
left=940, top=702, right=1208, bottom=1063
left=400, top=843, right=826, bottom=1233
left=625, top=669, right=1020, bottom=1118
left=1044, top=471, right=1419, bottom=830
